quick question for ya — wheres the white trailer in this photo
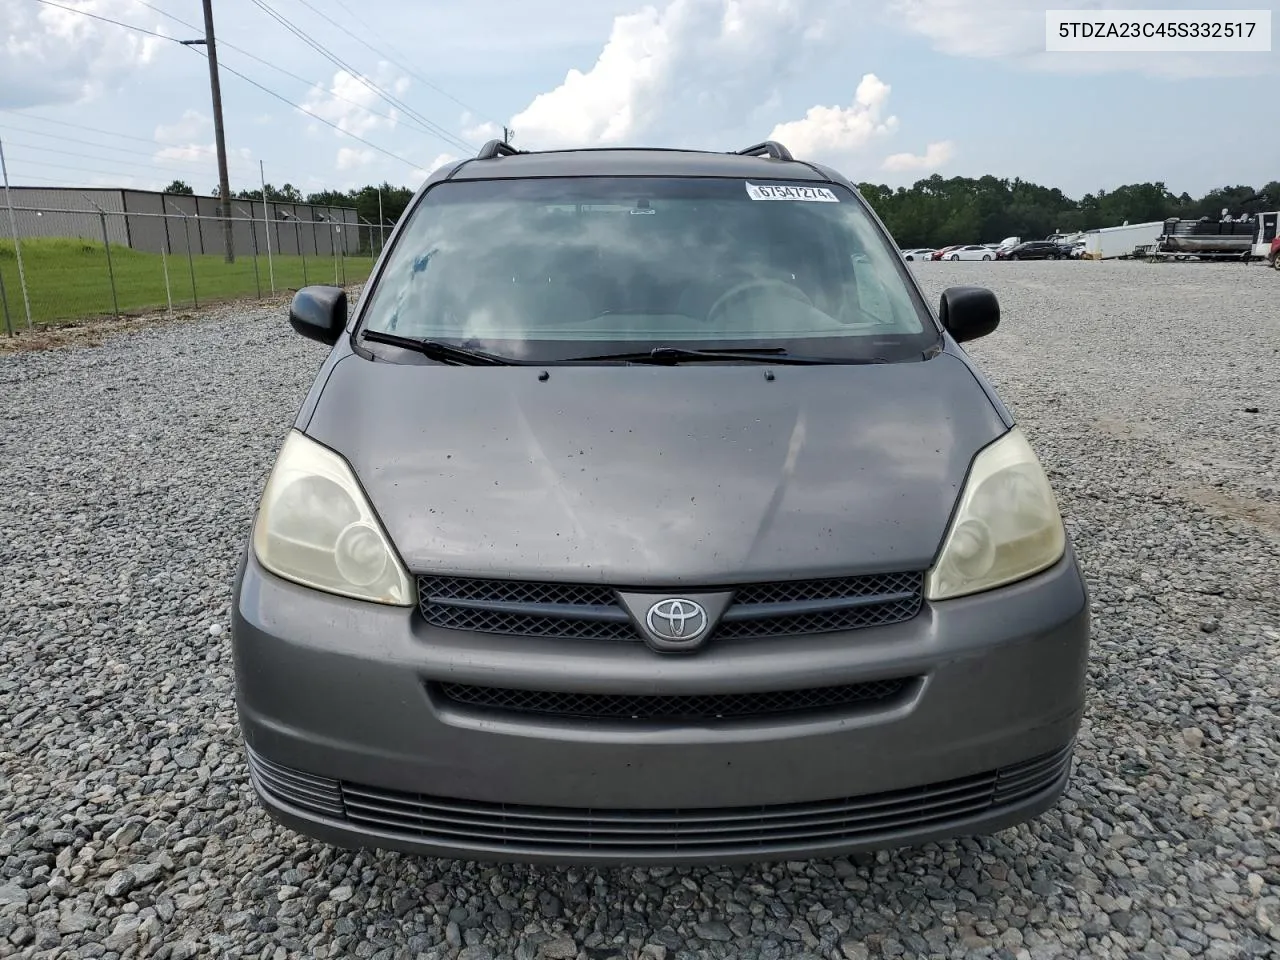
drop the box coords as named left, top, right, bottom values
left=1253, top=211, right=1278, bottom=259
left=1080, top=221, right=1165, bottom=260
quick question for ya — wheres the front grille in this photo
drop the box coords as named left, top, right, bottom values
left=417, top=571, right=923, bottom=643
left=246, top=743, right=1074, bottom=858
left=430, top=678, right=914, bottom=721
left=418, top=576, right=635, bottom=641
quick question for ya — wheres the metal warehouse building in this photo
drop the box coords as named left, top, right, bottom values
left=3, top=186, right=360, bottom=258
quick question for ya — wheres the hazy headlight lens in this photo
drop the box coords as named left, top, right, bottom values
left=926, top=427, right=1066, bottom=601
left=252, top=430, right=411, bottom=606
left=947, top=518, right=995, bottom=580
left=335, top=522, right=389, bottom=587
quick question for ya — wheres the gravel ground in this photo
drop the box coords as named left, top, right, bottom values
left=1, top=262, right=1278, bottom=960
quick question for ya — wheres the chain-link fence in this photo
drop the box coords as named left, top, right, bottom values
left=0, top=203, right=396, bottom=335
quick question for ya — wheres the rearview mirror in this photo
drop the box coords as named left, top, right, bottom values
left=288, top=285, right=347, bottom=345
left=938, top=286, right=999, bottom=343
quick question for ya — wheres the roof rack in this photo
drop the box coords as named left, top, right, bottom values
left=475, top=139, right=522, bottom=160
left=735, top=141, right=794, bottom=162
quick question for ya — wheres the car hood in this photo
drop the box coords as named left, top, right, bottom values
left=303, top=352, right=1008, bottom=585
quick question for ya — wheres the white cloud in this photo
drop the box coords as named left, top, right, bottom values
left=508, top=0, right=841, bottom=150
left=155, top=109, right=210, bottom=144
left=336, top=147, right=376, bottom=171
left=302, top=63, right=410, bottom=138
left=408, top=152, right=460, bottom=185
left=154, top=144, right=251, bottom=164
left=885, top=0, right=1048, bottom=58
left=0, top=0, right=165, bottom=108
left=885, top=0, right=1277, bottom=78
left=461, top=117, right=504, bottom=143
left=882, top=139, right=955, bottom=172
left=767, top=73, right=898, bottom=162
left=87, top=172, right=163, bottom=190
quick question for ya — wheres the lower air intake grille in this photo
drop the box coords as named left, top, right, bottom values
left=430, top=678, right=914, bottom=721
left=246, top=743, right=1074, bottom=859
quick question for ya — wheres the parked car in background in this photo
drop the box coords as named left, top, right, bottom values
left=945, top=244, right=996, bottom=261
left=902, top=248, right=936, bottom=261
left=999, top=240, right=1068, bottom=261
left=1069, top=241, right=1086, bottom=259
left=1269, top=235, right=1280, bottom=269
left=930, top=245, right=963, bottom=261
left=232, top=136, right=1090, bottom=865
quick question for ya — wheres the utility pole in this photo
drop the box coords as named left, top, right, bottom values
left=260, top=160, right=275, bottom=295
left=0, top=137, right=33, bottom=329
left=183, top=0, right=235, bottom=262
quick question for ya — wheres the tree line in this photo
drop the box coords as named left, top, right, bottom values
left=163, top=179, right=416, bottom=229
left=854, top=175, right=1278, bottom=249
left=164, top=174, right=1278, bottom=250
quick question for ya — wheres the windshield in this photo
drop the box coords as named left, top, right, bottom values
left=358, top=176, right=939, bottom=363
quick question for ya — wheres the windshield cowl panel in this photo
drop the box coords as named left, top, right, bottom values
left=357, top=176, right=940, bottom=365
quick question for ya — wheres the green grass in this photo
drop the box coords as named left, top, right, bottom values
left=0, top=237, right=373, bottom=328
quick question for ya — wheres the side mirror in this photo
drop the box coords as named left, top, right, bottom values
left=288, top=285, right=347, bottom=345
left=938, top=285, right=999, bottom=343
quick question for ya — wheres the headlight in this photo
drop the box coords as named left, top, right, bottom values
left=252, top=430, right=411, bottom=606
left=925, top=427, right=1066, bottom=601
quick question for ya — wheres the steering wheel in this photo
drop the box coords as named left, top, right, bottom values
left=706, top=278, right=813, bottom=325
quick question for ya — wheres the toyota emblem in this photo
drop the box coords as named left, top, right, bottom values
left=645, top=598, right=709, bottom=647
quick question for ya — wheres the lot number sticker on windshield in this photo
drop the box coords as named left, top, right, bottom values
left=745, top=182, right=839, bottom=202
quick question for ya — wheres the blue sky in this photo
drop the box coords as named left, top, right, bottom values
left=1, top=0, right=1276, bottom=200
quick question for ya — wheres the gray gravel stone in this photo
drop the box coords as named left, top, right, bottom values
left=1, top=266, right=1278, bottom=960
left=539, top=935, right=578, bottom=959
left=58, top=909, right=96, bottom=934
left=103, top=868, right=136, bottom=897
left=0, top=884, right=29, bottom=908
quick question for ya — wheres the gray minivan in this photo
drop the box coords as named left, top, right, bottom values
left=231, top=139, right=1091, bottom=864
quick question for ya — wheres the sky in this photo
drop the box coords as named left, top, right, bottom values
left=0, top=0, right=1277, bottom=201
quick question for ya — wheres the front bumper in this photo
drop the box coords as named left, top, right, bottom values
left=232, top=547, right=1091, bottom=865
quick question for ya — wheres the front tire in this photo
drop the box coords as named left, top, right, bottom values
left=982, top=254, right=992, bottom=261
left=1273, top=253, right=1280, bottom=271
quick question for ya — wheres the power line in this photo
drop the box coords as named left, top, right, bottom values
left=218, top=48, right=456, bottom=141
left=129, top=0, right=199, bottom=32
left=0, top=172, right=132, bottom=188
left=130, top=0, right=490, bottom=137
left=21, top=0, right=422, bottom=170
left=291, top=0, right=495, bottom=124
left=246, top=0, right=473, bottom=152
left=127, top=0, right=432, bottom=139
left=184, top=45, right=420, bottom=168
left=0, top=110, right=168, bottom=147
left=1, top=154, right=232, bottom=185
left=0, top=123, right=259, bottom=172
left=1, top=141, right=252, bottom=180
left=31, top=0, right=171, bottom=40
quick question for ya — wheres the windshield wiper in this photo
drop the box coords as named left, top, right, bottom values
left=360, top=329, right=520, bottom=366
left=564, top=346, right=887, bottom=366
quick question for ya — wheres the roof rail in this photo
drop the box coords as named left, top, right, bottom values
left=475, top=139, right=521, bottom=160
left=735, top=141, right=794, bottom=162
